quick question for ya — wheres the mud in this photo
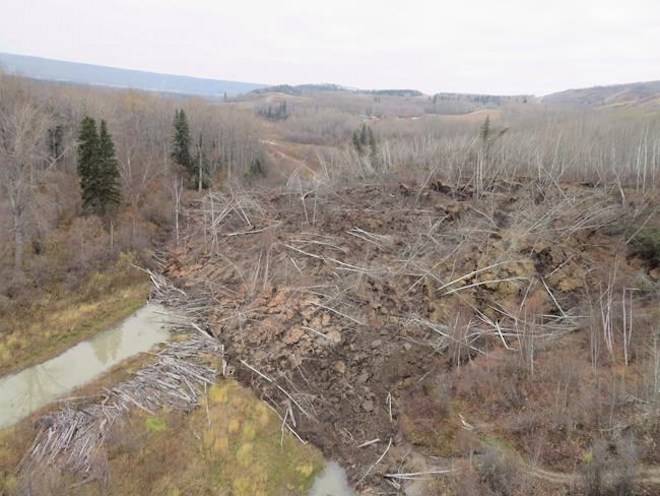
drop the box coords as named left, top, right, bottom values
left=164, top=180, right=654, bottom=491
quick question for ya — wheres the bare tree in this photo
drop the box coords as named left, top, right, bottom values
left=0, top=77, right=50, bottom=276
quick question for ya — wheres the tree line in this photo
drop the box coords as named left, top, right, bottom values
left=0, top=74, right=265, bottom=290
left=75, top=108, right=230, bottom=218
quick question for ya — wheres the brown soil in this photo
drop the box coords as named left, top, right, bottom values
left=164, top=179, right=659, bottom=493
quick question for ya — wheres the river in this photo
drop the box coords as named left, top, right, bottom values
left=0, top=303, right=169, bottom=429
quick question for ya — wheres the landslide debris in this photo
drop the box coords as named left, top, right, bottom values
left=164, top=180, right=655, bottom=492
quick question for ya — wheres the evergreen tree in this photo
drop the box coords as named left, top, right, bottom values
left=97, top=120, right=121, bottom=215
left=352, top=130, right=362, bottom=154
left=76, top=117, right=121, bottom=216
left=171, top=109, right=193, bottom=179
left=77, top=116, right=99, bottom=214
left=480, top=116, right=491, bottom=144
left=360, top=124, right=369, bottom=149
left=353, top=124, right=377, bottom=157
left=367, top=126, right=377, bottom=157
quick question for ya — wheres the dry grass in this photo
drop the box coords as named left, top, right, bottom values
left=2, top=380, right=323, bottom=496
left=0, top=255, right=150, bottom=376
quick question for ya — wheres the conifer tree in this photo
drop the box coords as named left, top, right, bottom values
left=76, top=117, right=121, bottom=216
left=171, top=109, right=193, bottom=180
left=77, top=116, right=99, bottom=213
left=480, top=116, right=491, bottom=144
left=352, top=129, right=362, bottom=154
left=97, top=120, right=121, bottom=215
left=360, top=124, right=369, bottom=149
left=367, top=126, right=377, bottom=157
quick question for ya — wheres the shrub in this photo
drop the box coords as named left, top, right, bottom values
left=630, top=227, right=660, bottom=267
left=475, top=449, right=530, bottom=496
left=580, top=436, right=639, bottom=496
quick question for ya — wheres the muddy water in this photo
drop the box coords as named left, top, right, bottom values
left=309, top=462, right=355, bottom=496
left=0, top=303, right=169, bottom=428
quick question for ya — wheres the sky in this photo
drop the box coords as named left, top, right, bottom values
left=1, top=0, right=660, bottom=95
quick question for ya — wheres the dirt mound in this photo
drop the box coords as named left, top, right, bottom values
left=164, top=180, right=655, bottom=492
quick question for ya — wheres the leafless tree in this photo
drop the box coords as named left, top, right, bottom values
left=0, top=76, right=50, bottom=276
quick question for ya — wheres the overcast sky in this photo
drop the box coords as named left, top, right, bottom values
left=1, top=0, right=660, bottom=95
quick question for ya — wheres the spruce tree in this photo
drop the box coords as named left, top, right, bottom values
left=97, top=120, right=121, bottom=215
left=352, top=130, right=362, bottom=154
left=480, top=116, right=491, bottom=144
left=367, top=127, right=377, bottom=157
left=77, top=116, right=99, bottom=214
left=76, top=117, right=121, bottom=216
left=360, top=124, right=369, bottom=149
left=171, top=109, right=193, bottom=180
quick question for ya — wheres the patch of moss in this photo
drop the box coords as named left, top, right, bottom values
left=145, top=416, right=168, bottom=433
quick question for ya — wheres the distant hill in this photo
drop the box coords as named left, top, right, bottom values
left=252, top=84, right=424, bottom=97
left=432, top=92, right=533, bottom=105
left=543, top=81, right=660, bottom=107
left=0, top=52, right=266, bottom=97
left=365, top=89, right=423, bottom=97
left=251, top=84, right=349, bottom=96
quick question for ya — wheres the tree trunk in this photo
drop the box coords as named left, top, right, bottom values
left=13, top=209, right=23, bottom=275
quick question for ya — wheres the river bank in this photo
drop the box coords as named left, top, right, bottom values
left=0, top=371, right=328, bottom=495
left=0, top=294, right=343, bottom=496
left=0, top=256, right=150, bottom=377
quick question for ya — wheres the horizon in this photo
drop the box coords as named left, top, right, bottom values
left=2, top=49, right=659, bottom=98
left=2, top=0, right=660, bottom=96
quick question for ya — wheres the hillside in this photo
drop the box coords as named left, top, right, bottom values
left=543, top=80, right=660, bottom=107
left=0, top=52, right=266, bottom=97
left=1, top=73, right=660, bottom=496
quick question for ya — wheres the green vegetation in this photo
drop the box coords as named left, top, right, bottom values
left=145, top=416, right=168, bottom=433
left=77, top=117, right=121, bottom=216
left=257, top=100, right=289, bottom=121
left=630, top=227, right=660, bottom=267
left=171, top=109, right=193, bottom=180
left=96, top=120, right=121, bottom=214
left=352, top=123, right=376, bottom=157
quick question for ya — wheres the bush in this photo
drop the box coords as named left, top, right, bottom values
left=580, top=436, right=639, bottom=496
left=630, top=227, right=660, bottom=267
left=475, top=449, right=531, bottom=496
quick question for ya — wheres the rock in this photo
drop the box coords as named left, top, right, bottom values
left=357, top=372, right=370, bottom=384
left=283, top=326, right=305, bottom=345
left=403, top=343, right=412, bottom=351
left=650, top=267, right=660, bottom=281
left=334, top=361, right=346, bottom=374
left=371, top=339, right=383, bottom=349
left=326, top=329, right=342, bottom=345
left=362, top=399, right=374, bottom=412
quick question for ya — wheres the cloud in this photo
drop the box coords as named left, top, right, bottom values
left=1, top=0, right=659, bottom=94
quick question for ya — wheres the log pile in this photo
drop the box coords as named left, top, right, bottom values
left=21, top=334, right=223, bottom=482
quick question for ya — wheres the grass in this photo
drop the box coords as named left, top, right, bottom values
left=0, top=256, right=150, bottom=376
left=0, top=378, right=324, bottom=496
